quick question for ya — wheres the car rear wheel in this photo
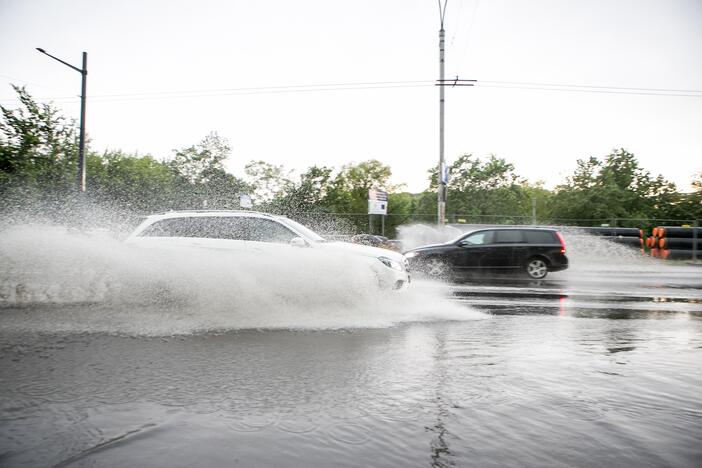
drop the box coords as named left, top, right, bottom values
left=526, top=258, right=549, bottom=279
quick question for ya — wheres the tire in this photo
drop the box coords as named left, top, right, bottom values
left=423, top=258, right=449, bottom=279
left=525, top=257, right=549, bottom=279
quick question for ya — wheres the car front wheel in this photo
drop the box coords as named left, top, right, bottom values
left=422, top=258, right=449, bottom=279
left=526, top=258, right=549, bottom=279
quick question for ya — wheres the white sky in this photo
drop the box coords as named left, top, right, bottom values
left=1, top=0, right=701, bottom=193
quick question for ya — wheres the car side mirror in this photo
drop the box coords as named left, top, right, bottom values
left=290, top=237, right=308, bottom=248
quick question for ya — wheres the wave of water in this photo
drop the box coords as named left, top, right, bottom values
left=0, top=225, right=481, bottom=335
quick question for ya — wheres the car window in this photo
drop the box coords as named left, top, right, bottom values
left=138, top=217, right=248, bottom=240
left=138, top=219, right=176, bottom=237
left=494, top=230, right=525, bottom=243
left=461, top=231, right=489, bottom=245
left=244, top=218, right=296, bottom=244
left=524, top=230, right=557, bottom=244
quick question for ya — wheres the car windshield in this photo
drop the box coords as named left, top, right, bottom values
left=278, top=218, right=326, bottom=242
left=450, top=230, right=475, bottom=244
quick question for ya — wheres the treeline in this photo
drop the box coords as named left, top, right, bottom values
left=1, top=86, right=701, bottom=236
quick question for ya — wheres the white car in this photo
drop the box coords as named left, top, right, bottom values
left=125, top=211, right=410, bottom=290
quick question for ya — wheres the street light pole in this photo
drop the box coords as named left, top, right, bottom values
left=36, top=48, right=88, bottom=192
left=437, top=1, right=447, bottom=226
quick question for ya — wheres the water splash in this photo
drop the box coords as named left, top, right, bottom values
left=0, top=224, right=481, bottom=335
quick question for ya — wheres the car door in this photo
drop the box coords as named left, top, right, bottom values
left=184, top=216, right=252, bottom=251
left=240, top=217, right=299, bottom=255
left=453, top=230, right=495, bottom=272
left=490, top=229, right=527, bottom=270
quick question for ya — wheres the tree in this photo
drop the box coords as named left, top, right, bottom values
left=547, top=148, right=684, bottom=225
left=244, top=160, right=293, bottom=205
left=0, top=85, right=78, bottom=203
left=87, top=150, right=176, bottom=212
left=326, top=160, right=394, bottom=213
left=171, top=131, right=230, bottom=183
left=170, top=133, right=248, bottom=209
left=426, top=154, right=531, bottom=222
left=270, top=165, right=334, bottom=213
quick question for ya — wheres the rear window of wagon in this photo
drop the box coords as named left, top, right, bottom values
left=524, top=230, right=558, bottom=244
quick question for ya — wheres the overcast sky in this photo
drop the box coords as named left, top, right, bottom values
left=1, top=0, right=701, bottom=192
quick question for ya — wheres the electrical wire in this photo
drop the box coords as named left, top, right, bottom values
left=479, top=80, right=702, bottom=94
left=476, top=83, right=702, bottom=98
left=2, top=77, right=701, bottom=106
left=0, top=80, right=435, bottom=104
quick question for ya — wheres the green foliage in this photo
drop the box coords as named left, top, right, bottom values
left=546, top=149, right=689, bottom=224
left=87, top=150, right=176, bottom=212
left=244, top=160, right=293, bottom=204
left=427, top=154, right=532, bottom=222
left=171, top=131, right=229, bottom=183
left=0, top=85, right=78, bottom=206
left=326, top=159, right=393, bottom=213
left=266, top=165, right=334, bottom=214
left=170, top=134, right=249, bottom=210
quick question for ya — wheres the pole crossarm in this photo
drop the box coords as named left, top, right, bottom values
left=436, top=78, right=477, bottom=87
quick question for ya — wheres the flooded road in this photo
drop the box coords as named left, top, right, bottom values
left=1, top=314, right=701, bottom=467
left=1, top=227, right=701, bottom=467
left=2, top=274, right=701, bottom=467
left=443, top=259, right=702, bottom=319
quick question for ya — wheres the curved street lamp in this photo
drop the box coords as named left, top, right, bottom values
left=36, top=48, right=88, bottom=192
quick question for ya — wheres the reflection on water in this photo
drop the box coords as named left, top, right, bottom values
left=1, top=313, right=701, bottom=467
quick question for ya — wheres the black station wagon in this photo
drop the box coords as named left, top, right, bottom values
left=404, top=227, right=568, bottom=280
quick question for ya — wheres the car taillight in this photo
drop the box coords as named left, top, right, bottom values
left=556, top=231, right=566, bottom=253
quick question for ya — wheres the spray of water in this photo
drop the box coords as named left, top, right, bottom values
left=0, top=223, right=482, bottom=335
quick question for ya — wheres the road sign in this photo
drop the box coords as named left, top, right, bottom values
left=239, top=194, right=253, bottom=209
left=368, top=189, right=388, bottom=215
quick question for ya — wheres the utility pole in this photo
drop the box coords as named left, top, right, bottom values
left=437, top=1, right=447, bottom=226
left=78, top=52, right=87, bottom=192
left=531, top=196, right=537, bottom=225
left=434, top=3, right=474, bottom=225
left=36, top=48, right=88, bottom=192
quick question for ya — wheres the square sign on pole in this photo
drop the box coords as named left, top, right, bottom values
left=239, top=193, right=253, bottom=209
left=368, top=189, right=388, bottom=215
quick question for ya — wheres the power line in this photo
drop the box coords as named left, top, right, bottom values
left=0, top=80, right=434, bottom=104
left=477, top=83, right=702, bottom=98
left=2, top=78, right=701, bottom=105
left=480, top=80, right=702, bottom=94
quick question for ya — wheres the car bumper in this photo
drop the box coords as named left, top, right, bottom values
left=373, top=266, right=411, bottom=291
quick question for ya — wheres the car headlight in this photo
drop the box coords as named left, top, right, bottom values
left=404, top=251, right=418, bottom=258
left=378, top=257, right=404, bottom=271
